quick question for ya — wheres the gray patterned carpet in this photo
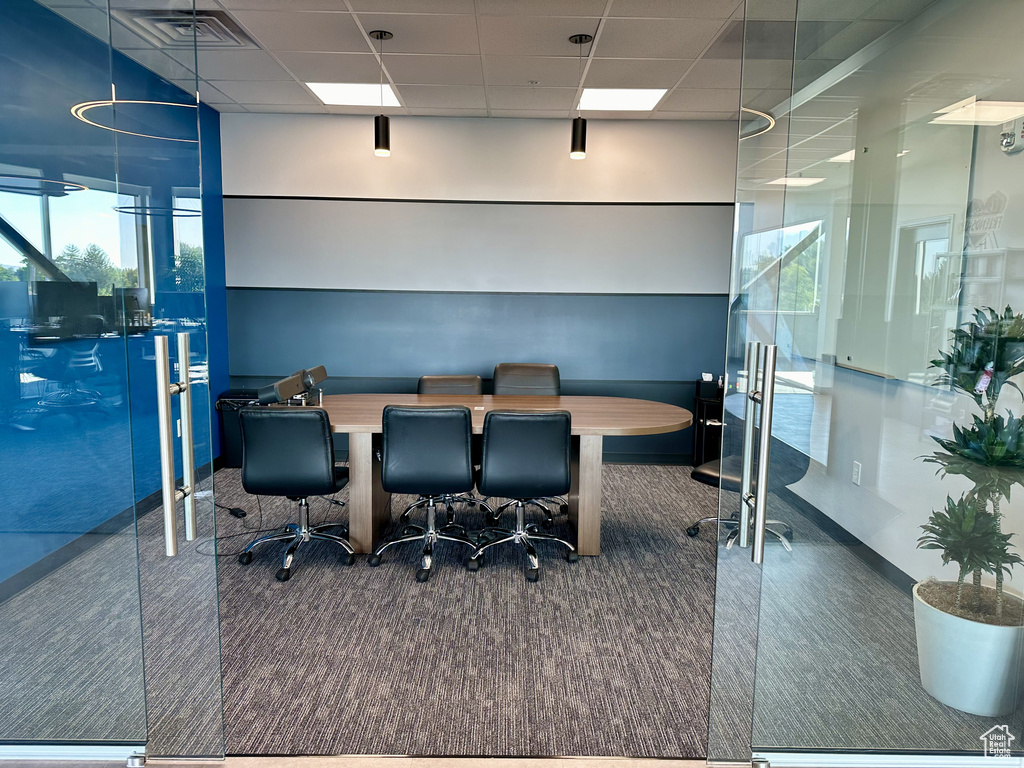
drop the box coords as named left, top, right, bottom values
left=213, top=463, right=719, bottom=757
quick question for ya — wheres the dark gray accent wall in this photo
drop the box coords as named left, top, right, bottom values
left=226, top=289, right=729, bottom=464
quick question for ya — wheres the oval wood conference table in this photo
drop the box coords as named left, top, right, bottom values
left=320, top=394, right=692, bottom=556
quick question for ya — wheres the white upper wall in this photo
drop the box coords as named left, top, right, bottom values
left=220, top=114, right=738, bottom=203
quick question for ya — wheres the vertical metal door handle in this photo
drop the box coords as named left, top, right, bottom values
left=177, top=332, right=197, bottom=541
left=752, top=344, right=778, bottom=564
left=155, top=335, right=179, bottom=557
left=154, top=333, right=197, bottom=556
left=738, top=341, right=761, bottom=548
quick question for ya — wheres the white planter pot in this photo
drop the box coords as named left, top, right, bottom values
left=913, top=582, right=1024, bottom=717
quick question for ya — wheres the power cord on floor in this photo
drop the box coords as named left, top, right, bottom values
left=196, top=494, right=349, bottom=557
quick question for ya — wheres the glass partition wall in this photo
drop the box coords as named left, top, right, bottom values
left=0, top=0, right=223, bottom=760
left=710, top=0, right=1024, bottom=764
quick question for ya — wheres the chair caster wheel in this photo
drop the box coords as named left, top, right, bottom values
left=416, top=568, right=431, bottom=583
left=466, top=500, right=477, bottom=507
left=783, top=529, right=794, bottom=542
left=467, top=557, right=480, bottom=572
left=367, top=554, right=382, bottom=567
left=686, top=525, right=700, bottom=537
left=542, top=517, right=554, bottom=530
left=526, top=567, right=539, bottom=582
left=566, top=551, right=579, bottom=563
left=559, top=503, right=569, bottom=515
left=237, top=551, right=253, bottom=565
left=275, top=567, right=291, bottom=582
left=342, top=552, right=355, bottom=566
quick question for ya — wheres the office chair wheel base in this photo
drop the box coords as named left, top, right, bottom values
left=486, top=513, right=500, bottom=525
left=686, top=525, right=700, bottom=537
left=541, top=517, right=554, bottom=530
left=275, top=567, right=292, bottom=582
left=566, top=551, right=579, bottom=563
left=525, top=567, right=539, bottom=582
left=341, top=552, right=355, bottom=566
left=559, top=503, right=569, bottom=515
left=367, top=554, right=382, bottom=567
left=466, top=556, right=480, bottom=572
left=415, top=568, right=431, bottom=583
left=238, top=551, right=253, bottom=565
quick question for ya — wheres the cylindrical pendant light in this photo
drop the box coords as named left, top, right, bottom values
left=370, top=30, right=393, bottom=157
left=569, top=33, right=593, bottom=160
left=374, top=114, right=390, bottom=157
left=570, top=116, right=587, bottom=160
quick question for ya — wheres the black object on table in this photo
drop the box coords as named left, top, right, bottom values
left=216, top=389, right=259, bottom=468
left=692, top=378, right=724, bottom=467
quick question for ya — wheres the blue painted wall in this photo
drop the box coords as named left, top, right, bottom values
left=227, top=288, right=729, bottom=462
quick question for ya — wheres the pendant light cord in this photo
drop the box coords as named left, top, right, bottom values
left=379, top=35, right=384, bottom=113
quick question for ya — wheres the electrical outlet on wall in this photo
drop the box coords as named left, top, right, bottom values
left=852, top=461, right=862, bottom=485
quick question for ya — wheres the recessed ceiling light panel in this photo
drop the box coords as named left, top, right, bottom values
left=766, top=177, right=825, bottom=187
left=931, top=97, right=1024, bottom=126
left=307, top=82, right=400, bottom=107
left=578, top=88, right=666, bottom=111
left=829, top=150, right=856, bottom=163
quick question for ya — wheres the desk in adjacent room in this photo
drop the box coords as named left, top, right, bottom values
left=320, top=394, right=692, bottom=556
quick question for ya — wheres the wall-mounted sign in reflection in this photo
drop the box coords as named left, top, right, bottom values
left=70, top=99, right=199, bottom=143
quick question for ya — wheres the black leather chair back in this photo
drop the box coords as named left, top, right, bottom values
left=381, top=405, right=474, bottom=496
left=492, top=363, right=560, bottom=395
left=479, top=410, right=571, bottom=499
left=239, top=407, right=337, bottom=497
left=417, top=374, right=483, bottom=395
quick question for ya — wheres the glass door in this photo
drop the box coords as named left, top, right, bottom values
left=0, top=0, right=224, bottom=760
left=710, top=0, right=1024, bottom=765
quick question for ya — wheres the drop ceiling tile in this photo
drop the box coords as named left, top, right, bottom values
left=217, top=0, right=354, bottom=9
left=355, top=14, right=480, bottom=54
left=274, top=52, right=380, bottom=82
left=476, top=0, right=605, bottom=16
left=863, top=0, right=936, bottom=21
left=230, top=10, right=365, bottom=53
left=210, top=79, right=320, bottom=105
left=597, top=18, right=725, bottom=59
left=185, top=50, right=294, bottom=81
left=660, top=87, right=739, bottom=111
left=610, top=0, right=742, bottom=19
left=489, top=110, right=567, bottom=118
left=398, top=84, right=486, bottom=109
left=680, top=58, right=741, bottom=89
left=585, top=58, right=694, bottom=88
left=386, top=54, right=484, bottom=85
left=482, top=56, right=580, bottom=88
left=744, top=0, right=798, bottom=21
left=487, top=86, right=576, bottom=111
left=652, top=110, right=738, bottom=119
left=795, top=0, right=875, bottom=21
left=197, top=81, right=232, bottom=103
left=742, top=58, right=793, bottom=90
left=120, top=48, right=198, bottom=83
left=326, top=105, right=386, bottom=114
left=107, top=0, right=219, bottom=7
left=245, top=104, right=329, bottom=113
left=409, top=107, right=489, bottom=117
left=745, top=88, right=791, bottom=112
left=807, top=20, right=897, bottom=59
left=208, top=103, right=249, bottom=112
left=479, top=16, right=598, bottom=57
left=349, top=0, right=476, bottom=11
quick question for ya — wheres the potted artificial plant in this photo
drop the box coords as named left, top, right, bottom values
left=915, top=306, right=1024, bottom=717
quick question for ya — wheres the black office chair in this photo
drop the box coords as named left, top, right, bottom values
left=491, top=362, right=567, bottom=524
left=469, top=410, right=578, bottom=582
left=418, top=374, right=482, bottom=395
left=367, top=405, right=483, bottom=582
left=685, top=436, right=809, bottom=550
left=418, top=374, right=484, bottom=519
left=236, top=407, right=354, bottom=581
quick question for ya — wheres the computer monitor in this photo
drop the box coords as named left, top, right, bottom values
left=32, top=280, right=98, bottom=323
left=0, top=281, right=29, bottom=321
